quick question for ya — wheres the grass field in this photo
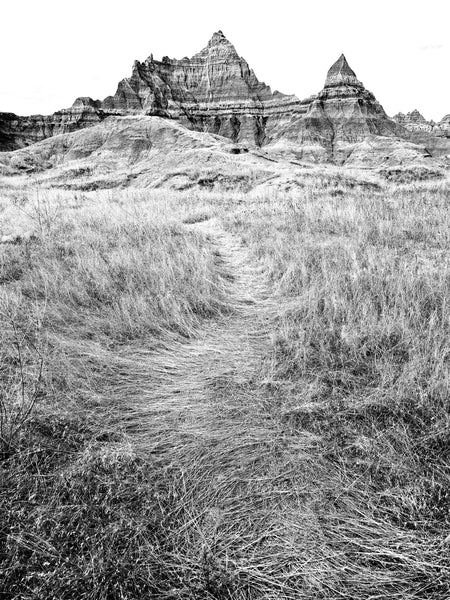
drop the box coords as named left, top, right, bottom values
left=1, top=169, right=449, bottom=599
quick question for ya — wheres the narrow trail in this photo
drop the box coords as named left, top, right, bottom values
left=109, top=218, right=279, bottom=461
left=104, top=218, right=320, bottom=597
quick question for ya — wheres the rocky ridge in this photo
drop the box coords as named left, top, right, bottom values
left=0, top=104, right=110, bottom=151
left=393, top=110, right=450, bottom=137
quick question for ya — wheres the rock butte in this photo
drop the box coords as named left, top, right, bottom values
left=0, top=31, right=448, bottom=163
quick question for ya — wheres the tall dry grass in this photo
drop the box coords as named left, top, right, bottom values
left=1, top=171, right=450, bottom=598
left=0, top=187, right=237, bottom=597
left=219, top=173, right=450, bottom=598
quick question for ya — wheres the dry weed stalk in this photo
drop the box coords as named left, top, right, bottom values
left=0, top=308, right=45, bottom=458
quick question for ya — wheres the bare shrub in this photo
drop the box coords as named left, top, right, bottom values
left=0, top=303, right=45, bottom=458
left=379, top=166, right=444, bottom=183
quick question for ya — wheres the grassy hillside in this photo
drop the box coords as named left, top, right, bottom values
left=1, top=170, right=449, bottom=599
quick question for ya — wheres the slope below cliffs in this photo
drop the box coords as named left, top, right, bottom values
left=0, top=116, right=296, bottom=190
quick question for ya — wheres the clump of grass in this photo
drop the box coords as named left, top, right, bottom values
left=379, top=166, right=444, bottom=183
left=182, top=210, right=211, bottom=224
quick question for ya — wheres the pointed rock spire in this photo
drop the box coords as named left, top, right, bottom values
left=206, top=30, right=238, bottom=54
left=408, top=109, right=427, bottom=123
left=325, top=54, right=363, bottom=88
left=208, top=30, right=229, bottom=46
left=194, top=30, right=240, bottom=60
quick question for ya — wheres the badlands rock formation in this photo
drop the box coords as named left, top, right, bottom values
left=0, top=32, right=302, bottom=150
left=0, top=32, right=447, bottom=165
left=393, top=110, right=450, bottom=137
left=101, top=30, right=301, bottom=146
left=264, top=54, right=408, bottom=163
left=394, top=109, right=431, bottom=131
left=392, top=110, right=450, bottom=159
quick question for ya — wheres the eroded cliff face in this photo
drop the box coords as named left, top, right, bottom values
left=265, top=55, right=406, bottom=162
left=0, top=33, right=445, bottom=162
left=103, top=31, right=277, bottom=110
left=99, top=30, right=302, bottom=145
left=1, top=31, right=303, bottom=149
left=0, top=104, right=108, bottom=151
left=98, top=47, right=408, bottom=161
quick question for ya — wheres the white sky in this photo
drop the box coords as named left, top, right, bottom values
left=1, top=0, right=448, bottom=121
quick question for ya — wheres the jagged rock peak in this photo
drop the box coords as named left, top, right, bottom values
left=403, top=109, right=427, bottom=123
left=392, top=109, right=450, bottom=137
left=325, top=54, right=364, bottom=88
left=208, top=30, right=230, bottom=46
left=194, top=30, right=240, bottom=59
left=393, top=110, right=429, bottom=127
left=410, top=109, right=426, bottom=121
